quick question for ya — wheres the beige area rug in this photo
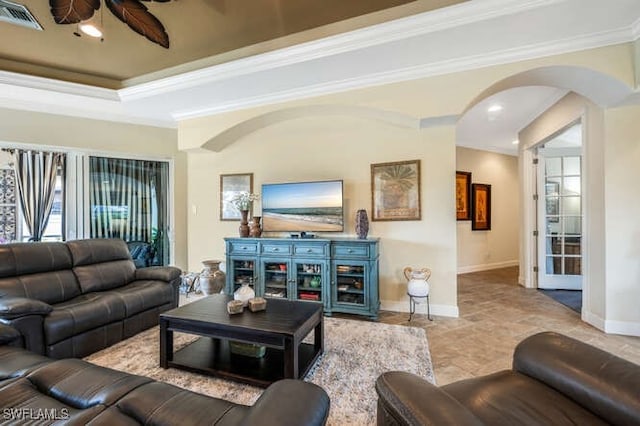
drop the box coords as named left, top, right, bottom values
left=85, top=317, right=434, bottom=425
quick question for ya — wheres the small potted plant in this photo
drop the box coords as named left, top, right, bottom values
left=232, top=192, right=260, bottom=237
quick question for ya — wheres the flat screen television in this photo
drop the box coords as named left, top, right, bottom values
left=261, top=180, right=344, bottom=232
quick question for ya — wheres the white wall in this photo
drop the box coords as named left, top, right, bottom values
left=456, top=147, right=519, bottom=273
left=603, top=104, right=640, bottom=335
left=519, top=92, right=606, bottom=329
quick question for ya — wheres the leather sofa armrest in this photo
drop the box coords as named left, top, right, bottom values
left=513, top=332, right=640, bottom=426
left=243, top=379, right=330, bottom=426
left=0, top=297, right=53, bottom=319
left=375, top=371, right=483, bottom=426
left=0, top=323, right=21, bottom=346
left=135, top=266, right=182, bottom=283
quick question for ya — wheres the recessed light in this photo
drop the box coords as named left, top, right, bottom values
left=512, top=140, right=519, bottom=145
left=79, top=22, right=102, bottom=38
left=487, top=104, right=503, bottom=113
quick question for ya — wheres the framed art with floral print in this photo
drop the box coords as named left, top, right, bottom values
left=371, top=160, right=421, bottom=221
left=220, top=173, right=253, bottom=221
left=456, top=171, right=472, bottom=220
left=472, top=183, right=491, bottom=231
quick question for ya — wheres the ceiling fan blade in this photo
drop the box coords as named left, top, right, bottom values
left=105, top=0, right=170, bottom=48
left=50, top=0, right=100, bottom=24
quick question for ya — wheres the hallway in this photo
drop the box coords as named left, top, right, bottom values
left=379, top=266, right=640, bottom=385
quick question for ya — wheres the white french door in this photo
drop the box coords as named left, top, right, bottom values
left=537, top=146, right=583, bottom=290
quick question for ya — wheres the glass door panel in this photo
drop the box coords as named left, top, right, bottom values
left=537, top=131, right=583, bottom=290
left=230, top=259, right=256, bottom=294
left=262, top=260, right=289, bottom=299
left=334, top=263, right=366, bottom=306
left=296, top=262, right=323, bottom=303
left=89, top=157, right=169, bottom=265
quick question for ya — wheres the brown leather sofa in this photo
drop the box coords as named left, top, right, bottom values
left=0, top=239, right=181, bottom=359
left=376, top=332, right=640, bottom=425
left=0, top=341, right=330, bottom=425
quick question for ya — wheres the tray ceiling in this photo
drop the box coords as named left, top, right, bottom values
left=0, top=0, right=466, bottom=88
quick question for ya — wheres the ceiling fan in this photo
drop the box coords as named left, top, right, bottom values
left=49, top=0, right=170, bottom=48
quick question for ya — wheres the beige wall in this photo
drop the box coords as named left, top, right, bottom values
left=603, top=105, right=640, bottom=334
left=456, top=147, right=519, bottom=272
left=186, top=115, right=459, bottom=316
left=518, top=92, right=606, bottom=327
left=180, top=42, right=637, bottom=322
left=0, top=108, right=187, bottom=269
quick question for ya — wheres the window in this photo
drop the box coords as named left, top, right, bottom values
left=20, top=169, right=64, bottom=241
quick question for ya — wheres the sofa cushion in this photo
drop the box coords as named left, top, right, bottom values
left=73, top=260, right=137, bottom=294
left=442, top=370, right=608, bottom=426
left=106, top=280, right=174, bottom=316
left=67, top=239, right=137, bottom=293
left=67, top=238, right=132, bottom=267
left=90, top=381, right=246, bottom=426
left=0, top=243, right=81, bottom=304
left=0, top=346, right=50, bottom=381
left=0, top=242, right=72, bottom=278
left=0, top=271, right=81, bottom=305
left=44, top=293, right=126, bottom=345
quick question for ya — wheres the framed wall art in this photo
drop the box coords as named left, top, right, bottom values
left=220, top=173, right=253, bottom=221
left=471, top=183, right=491, bottom=231
left=371, top=159, right=421, bottom=221
left=456, top=171, right=472, bottom=220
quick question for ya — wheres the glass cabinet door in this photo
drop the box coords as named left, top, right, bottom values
left=261, top=260, right=289, bottom=299
left=333, top=261, right=368, bottom=308
left=294, top=261, right=324, bottom=303
left=229, top=258, right=256, bottom=295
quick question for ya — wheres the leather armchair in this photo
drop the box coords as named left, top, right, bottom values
left=376, top=332, right=640, bottom=425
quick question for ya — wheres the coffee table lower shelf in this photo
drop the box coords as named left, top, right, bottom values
left=168, top=337, right=321, bottom=388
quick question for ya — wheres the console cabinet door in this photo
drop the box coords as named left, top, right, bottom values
left=226, top=257, right=258, bottom=296
left=260, top=258, right=291, bottom=299
left=331, top=260, right=370, bottom=312
left=292, top=258, right=327, bottom=307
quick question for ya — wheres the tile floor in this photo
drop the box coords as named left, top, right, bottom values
left=378, top=266, right=640, bottom=385
left=181, top=266, right=640, bottom=386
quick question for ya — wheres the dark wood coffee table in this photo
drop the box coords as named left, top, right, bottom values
left=159, top=294, right=323, bottom=387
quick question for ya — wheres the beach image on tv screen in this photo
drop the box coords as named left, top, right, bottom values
left=262, top=181, right=344, bottom=232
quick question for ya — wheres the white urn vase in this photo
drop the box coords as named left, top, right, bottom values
left=404, top=267, right=431, bottom=303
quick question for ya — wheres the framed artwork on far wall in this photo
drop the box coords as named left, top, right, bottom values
left=456, top=171, right=472, bottom=220
left=220, top=173, right=253, bottom=221
left=371, top=159, right=421, bottom=221
left=472, top=183, right=491, bottom=231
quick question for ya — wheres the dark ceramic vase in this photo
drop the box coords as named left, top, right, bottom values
left=249, top=216, right=262, bottom=238
left=355, top=209, right=369, bottom=239
left=239, top=210, right=250, bottom=237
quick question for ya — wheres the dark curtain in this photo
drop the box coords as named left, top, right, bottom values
left=12, top=150, right=65, bottom=241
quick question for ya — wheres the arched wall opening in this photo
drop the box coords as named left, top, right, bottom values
left=457, top=65, right=635, bottom=334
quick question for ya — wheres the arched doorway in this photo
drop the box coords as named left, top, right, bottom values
left=456, top=65, right=633, bottom=331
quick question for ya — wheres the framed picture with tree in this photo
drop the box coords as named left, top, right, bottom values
left=371, top=159, right=421, bottom=221
left=471, top=183, right=491, bottom=230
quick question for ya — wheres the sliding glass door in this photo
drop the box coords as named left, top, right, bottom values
left=89, top=157, right=169, bottom=265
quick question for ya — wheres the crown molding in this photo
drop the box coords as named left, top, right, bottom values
left=0, top=70, right=118, bottom=100
left=173, top=27, right=634, bottom=120
left=120, top=0, right=563, bottom=101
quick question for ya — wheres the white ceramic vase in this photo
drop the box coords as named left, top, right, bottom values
left=404, top=267, right=431, bottom=303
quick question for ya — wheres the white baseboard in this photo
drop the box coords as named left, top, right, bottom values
left=583, top=310, right=605, bottom=332
left=604, top=319, right=640, bottom=337
left=380, top=299, right=459, bottom=318
left=457, top=260, right=519, bottom=274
